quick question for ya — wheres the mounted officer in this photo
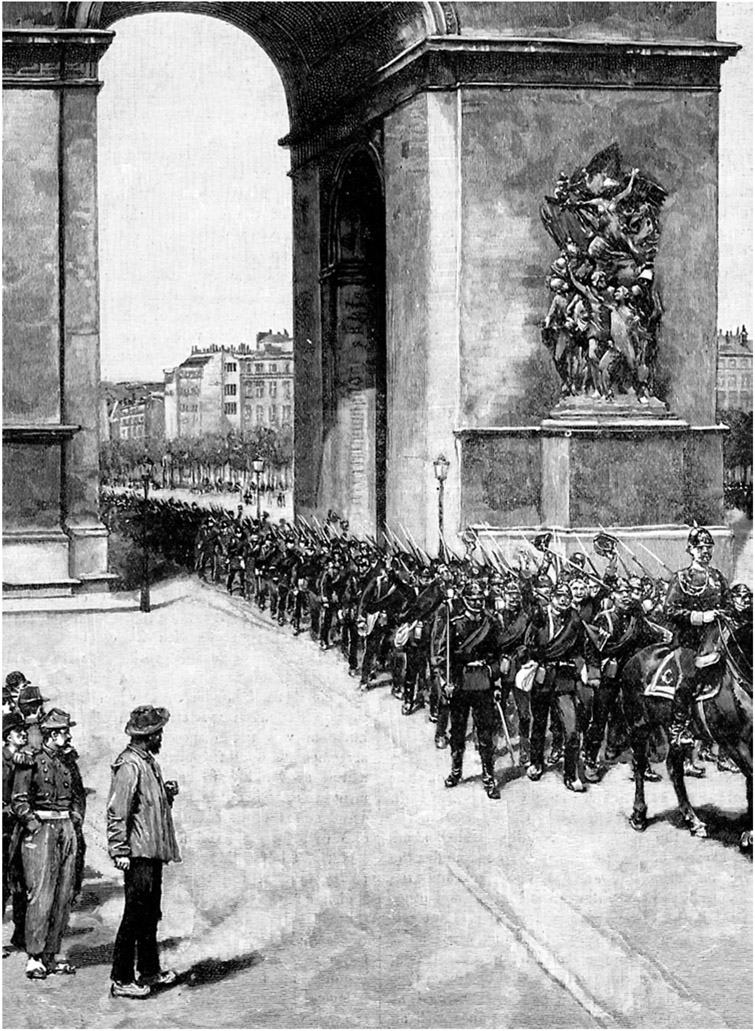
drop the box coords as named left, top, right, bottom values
left=664, top=526, right=732, bottom=747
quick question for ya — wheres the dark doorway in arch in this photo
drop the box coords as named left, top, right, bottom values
left=321, top=148, right=386, bottom=537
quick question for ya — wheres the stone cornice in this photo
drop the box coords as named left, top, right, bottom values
left=2, top=28, right=114, bottom=88
left=3, top=423, right=81, bottom=443
left=284, top=34, right=740, bottom=168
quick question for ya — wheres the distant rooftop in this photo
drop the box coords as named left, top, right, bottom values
left=717, top=326, right=750, bottom=354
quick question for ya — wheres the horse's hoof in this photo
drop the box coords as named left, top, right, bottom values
left=629, top=814, right=647, bottom=833
left=740, top=831, right=753, bottom=851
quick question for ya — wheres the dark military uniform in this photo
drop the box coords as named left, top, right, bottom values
left=438, top=588, right=504, bottom=797
left=3, top=737, right=33, bottom=952
left=12, top=728, right=84, bottom=961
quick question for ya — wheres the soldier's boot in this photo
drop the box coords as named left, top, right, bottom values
left=480, top=751, right=500, bottom=799
left=444, top=751, right=464, bottom=788
left=668, top=689, right=696, bottom=749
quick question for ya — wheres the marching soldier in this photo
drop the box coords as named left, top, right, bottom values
left=11, top=709, right=84, bottom=980
left=436, top=580, right=504, bottom=799
left=490, top=577, right=533, bottom=766
left=583, top=578, right=667, bottom=782
left=525, top=580, right=600, bottom=792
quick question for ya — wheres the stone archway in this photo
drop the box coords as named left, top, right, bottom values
left=3, top=2, right=739, bottom=593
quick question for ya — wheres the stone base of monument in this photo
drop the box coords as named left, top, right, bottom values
left=455, top=397, right=733, bottom=578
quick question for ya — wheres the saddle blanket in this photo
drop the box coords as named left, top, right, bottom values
left=644, top=651, right=680, bottom=699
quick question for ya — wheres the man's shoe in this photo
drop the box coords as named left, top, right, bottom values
left=25, top=957, right=48, bottom=980
left=717, top=754, right=741, bottom=774
left=444, top=770, right=462, bottom=788
left=683, top=759, right=706, bottom=778
left=583, top=762, right=602, bottom=783
left=564, top=777, right=587, bottom=793
left=526, top=762, right=544, bottom=781
left=547, top=747, right=564, bottom=766
left=484, top=780, right=501, bottom=800
left=629, top=768, right=662, bottom=783
left=401, top=702, right=413, bottom=716
left=111, top=981, right=151, bottom=998
left=435, top=735, right=449, bottom=750
left=142, top=969, right=178, bottom=987
left=46, top=960, right=76, bottom=975
left=698, top=745, right=716, bottom=763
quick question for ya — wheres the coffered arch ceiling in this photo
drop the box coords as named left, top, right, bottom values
left=64, top=2, right=458, bottom=135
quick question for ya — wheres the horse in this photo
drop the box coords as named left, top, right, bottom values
left=621, top=618, right=752, bottom=849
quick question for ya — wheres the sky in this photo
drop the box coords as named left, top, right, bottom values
left=98, top=5, right=753, bottom=382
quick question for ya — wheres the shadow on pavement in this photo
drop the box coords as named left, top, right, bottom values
left=647, top=801, right=751, bottom=853
left=175, top=951, right=265, bottom=990
left=75, top=880, right=124, bottom=911
left=68, top=936, right=185, bottom=968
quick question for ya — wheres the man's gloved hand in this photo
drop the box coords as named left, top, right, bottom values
left=114, top=856, right=131, bottom=872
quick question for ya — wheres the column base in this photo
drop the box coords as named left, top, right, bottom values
left=2, top=530, right=80, bottom=597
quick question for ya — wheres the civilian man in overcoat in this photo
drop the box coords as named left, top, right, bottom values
left=107, top=705, right=181, bottom=999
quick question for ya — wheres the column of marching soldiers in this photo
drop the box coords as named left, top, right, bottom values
left=4, top=490, right=751, bottom=978
left=102, top=490, right=750, bottom=800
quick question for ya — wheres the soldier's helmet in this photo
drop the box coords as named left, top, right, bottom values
left=687, top=526, right=714, bottom=550
left=461, top=579, right=485, bottom=614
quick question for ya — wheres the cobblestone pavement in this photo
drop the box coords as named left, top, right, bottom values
left=3, top=582, right=751, bottom=1029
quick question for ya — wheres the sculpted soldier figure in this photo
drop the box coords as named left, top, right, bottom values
left=437, top=580, right=504, bottom=799
left=11, top=709, right=84, bottom=980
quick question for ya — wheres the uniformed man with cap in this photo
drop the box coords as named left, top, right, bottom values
left=664, top=526, right=732, bottom=747
left=3, top=712, right=33, bottom=957
left=107, top=705, right=181, bottom=999
left=525, top=580, right=599, bottom=792
left=11, top=708, right=84, bottom=979
left=437, top=580, right=504, bottom=799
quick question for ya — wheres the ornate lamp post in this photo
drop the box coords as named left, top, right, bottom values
left=138, top=454, right=154, bottom=613
left=433, top=453, right=450, bottom=553
left=252, top=457, right=265, bottom=522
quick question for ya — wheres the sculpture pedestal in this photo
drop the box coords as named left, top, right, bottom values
left=456, top=400, right=733, bottom=577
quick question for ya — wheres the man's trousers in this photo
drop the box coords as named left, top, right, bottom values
left=21, top=819, right=77, bottom=957
left=111, top=858, right=164, bottom=984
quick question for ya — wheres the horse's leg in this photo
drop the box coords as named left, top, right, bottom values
left=629, top=723, right=649, bottom=832
left=727, top=737, right=753, bottom=851
left=667, top=742, right=708, bottom=837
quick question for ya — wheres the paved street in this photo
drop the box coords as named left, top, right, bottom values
left=3, top=582, right=752, bottom=1029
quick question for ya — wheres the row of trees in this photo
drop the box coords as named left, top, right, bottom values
left=718, top=408, right=753, bottom=482
left=100, top=426, right=294, bottom=489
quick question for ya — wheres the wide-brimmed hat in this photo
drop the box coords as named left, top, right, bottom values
left=3, top=711, right=26, bottom=738
left=125, top=705, right=170, bottom=737
left=17, top=684, right=49, bottom=708
left=39, top=708, right=76, bottom=732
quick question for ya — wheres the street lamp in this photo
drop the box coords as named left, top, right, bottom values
left=252, top=457, right=265, bottom=522
left=433, top=453, right=450, bottom=553
left=138, top=454, right=154, bottom=613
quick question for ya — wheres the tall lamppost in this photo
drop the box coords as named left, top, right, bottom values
left=433, top=454, right=450, bottom=554
left=252, top=457, right=265, bottom=522
left=139, top=455, right=154, bottom=613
